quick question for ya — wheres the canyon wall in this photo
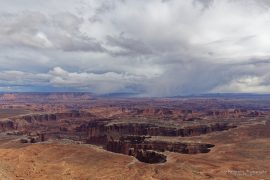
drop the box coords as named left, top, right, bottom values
left=105, top=135, right=214, bottom=163
left=85, top=122, right=237, bottom=144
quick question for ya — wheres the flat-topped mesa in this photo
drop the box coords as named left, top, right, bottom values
left=91, top=107, right=265, bottom=120
left=13, top=110, right=95, bottom=123
left=141, top=108, right=175, bottom=116
left=1, top=110, right=98, bottom=137
left=175, top=123, right=237, bottom=137
left=101, top=107, right=266, bottom=119
left=205, top=109, right=265, bottom=118
left=123, top=108, right=194, bottom=117
left=85, top=122, right=237, bottom=143
left=92, top=107, right=193, bottom=118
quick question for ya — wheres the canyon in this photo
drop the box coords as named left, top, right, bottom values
left=0, top=93, right=269, bottom=179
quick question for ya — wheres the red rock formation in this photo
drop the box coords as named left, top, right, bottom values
left=105, top=135, right=214, bottom=163
left=106, top=137, right=214, bottom=155
left=0, top=120, right=15, bottom=131
left=135, top=150, right=167, bottom=164
left=16, top=110, right=94, bottom=123
left=84, top=122, right=237, bottom=142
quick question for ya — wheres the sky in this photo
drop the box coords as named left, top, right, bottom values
left=0, top=0, right=270, bottom=96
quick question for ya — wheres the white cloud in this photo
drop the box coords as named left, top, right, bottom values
left=0, top=0, right=270, bottom=96
left=212, top=76, right=270, bottom=93
left=0, top=67, right=148, bottom=94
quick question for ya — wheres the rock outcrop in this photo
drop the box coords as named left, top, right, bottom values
left=106, top=136, right=214, bottom=154
left=16, top=110, right=94, bottom=123
left=84, top=121, right=236, bottom=144
left=105, top=135, right=214, bottom=163
left=135, top=150, right=167, bottom=164
left=0, top=120, right=15, bottom=131
left=20, top=133, right=46, bottom=143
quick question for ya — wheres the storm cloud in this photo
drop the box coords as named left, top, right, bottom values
left=0, top=0, right=270, bottom=96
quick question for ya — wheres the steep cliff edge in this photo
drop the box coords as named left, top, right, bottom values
left=84, top=121, right=237, bottom=145
left=105, top=135, right=214, bottom=163
left=0, top=120, right=15, bottom=131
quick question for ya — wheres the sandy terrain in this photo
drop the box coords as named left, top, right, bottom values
left=0, top=122, right=268, bottom=180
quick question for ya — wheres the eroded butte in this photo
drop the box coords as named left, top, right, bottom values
left=0, top=93, right=269, bottom=179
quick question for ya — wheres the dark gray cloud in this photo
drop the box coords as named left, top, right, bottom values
left=106, top=34, right=154, bottom=56
left=0, top=0, right=270, bottom=96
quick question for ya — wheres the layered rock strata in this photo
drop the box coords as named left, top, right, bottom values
left=105, top=135, right=214, bottom=163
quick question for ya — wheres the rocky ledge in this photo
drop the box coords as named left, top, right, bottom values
left=85, top=121, right=236, bottom=144
left=105, top=135, right=214, bottom=164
